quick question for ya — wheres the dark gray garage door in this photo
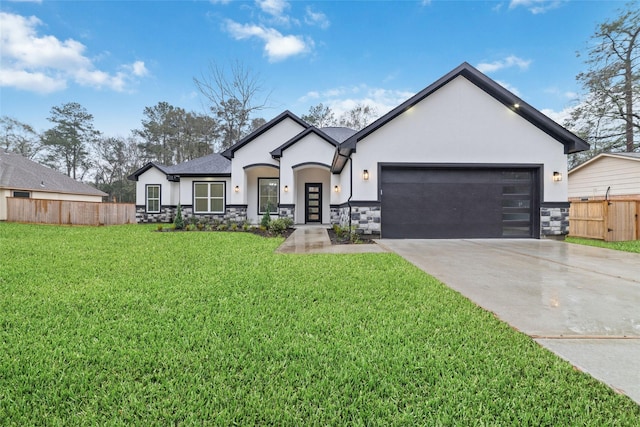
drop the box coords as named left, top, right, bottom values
left=381, top=166, right=539, bottom=239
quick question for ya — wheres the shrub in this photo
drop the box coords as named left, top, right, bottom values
left=242, top=221, right=250, bottom=231
left=261, top=203, right=273, bottom=228
left=230, top=223, right=238, bottom=231
left=269, top=218, right=288, bottom=236
left=217, top=223, right=228, bottom=231
left=156, top=224, right=164, bottom=232
left=174, top=205, right=185, bottom=230
left=281, top=217, right=294, bottom=229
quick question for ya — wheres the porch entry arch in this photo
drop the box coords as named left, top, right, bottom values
left=292, top=164, right=331, bottom=224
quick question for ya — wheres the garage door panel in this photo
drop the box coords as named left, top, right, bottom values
left=381, top=167, right=537, bottom=239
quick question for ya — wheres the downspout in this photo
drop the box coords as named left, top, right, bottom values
left=348, top=157, right=353, bottom=231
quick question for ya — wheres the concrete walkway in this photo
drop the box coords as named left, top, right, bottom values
left=276, top=225, right=387, bottom=254
left=378, top=239, right=640, bottom=405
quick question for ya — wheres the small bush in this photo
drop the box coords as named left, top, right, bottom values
left=174, top=205, right=185, bottom=230
left=242, top=222, right=250, bottom=231
left=230, top=223, right=238, bottom=231
left=269, top=218, right=288, bottom=236
left=217, top=223, right=228, bottom=231
left=261, top=208, right=272, bottom=228
left=156, top=224, right=164, bottom=232
left=281, top=217, right=294, bottom=229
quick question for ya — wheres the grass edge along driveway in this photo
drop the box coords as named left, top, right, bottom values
left=1, top=223, right=638, bottom=425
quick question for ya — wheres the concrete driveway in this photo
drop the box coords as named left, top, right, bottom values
left=378, top=239, right=640, bottom=404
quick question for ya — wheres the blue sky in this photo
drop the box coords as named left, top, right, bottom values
left=0, top=0, right=625, bottom=138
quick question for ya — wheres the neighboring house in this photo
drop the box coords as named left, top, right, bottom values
left=0, top=149, right=107, bottom=221
left=129, top=62, right=589, bottom=239
left=568, top=152, right=640, bottom=201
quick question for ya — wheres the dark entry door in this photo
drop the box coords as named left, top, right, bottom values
left=305, top=183, right=322, bottom=223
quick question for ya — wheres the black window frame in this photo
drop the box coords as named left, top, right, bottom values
left=258, top=177, right=279, bottom=215
left=12, top=191, right=30, bottom=198
left=145, top=184, right=161, bottom=213
left=193, top=181, right=226, bottom=214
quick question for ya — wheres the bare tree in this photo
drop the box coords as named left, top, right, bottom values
left=0, top=116, right=42, bottom=160
left=193, top=60, right=270, bottom=150
left=339, top=104, right=378, bottom=130
left=301, top=103, right=337, bottom=127
left=569, top=2, right=639, bottom=162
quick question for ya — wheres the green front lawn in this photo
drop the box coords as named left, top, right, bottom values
left=566, top=236, right=640, bottom=253
left=1, top=223, right=638, bottom=425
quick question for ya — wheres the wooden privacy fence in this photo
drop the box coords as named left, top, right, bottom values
left=7, top=198, right=136, bottom=226
left=569, top=200, right=640, bottom=241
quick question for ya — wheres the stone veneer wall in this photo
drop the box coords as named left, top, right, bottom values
left=278, top=205, right=295, bottom=221
left=135, top=206, right=176, bottom=223
left=135, top=205, right=247, bottom=224
left=540, top=206, right=569, bottom=238
left=330, top=203, right=381, bottom=236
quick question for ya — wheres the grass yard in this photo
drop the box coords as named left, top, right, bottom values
left=1, top=223, right=639, bottom=425
left=566, top=236, right=640, bottom=253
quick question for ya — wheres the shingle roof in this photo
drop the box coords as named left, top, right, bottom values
left=128, top=154, right=231, bottom=181
left=319, top=127, right=357, bottom=143
left=0, top=149, right=107, bottom=197
left=165, top=153, right=231, bottom=175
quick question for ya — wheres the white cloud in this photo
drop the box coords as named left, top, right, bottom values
left=298, top=84, right=415, bottom=120
left=508, top=0, right=565, bottom=14
left=130, top=61, right=149, bottom=77
left=256, top=0, right=289, bottom=17
left=225, top=20, right=309, bottom=62
left=0, top=12, right=147, bottom=94
left=476, top=55, right=531, bottom=73
left=304, top=7, right=330, bottom=29
left=541, top=106, right=574, bottom=125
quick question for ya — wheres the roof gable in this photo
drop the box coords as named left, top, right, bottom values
left=270, top=127, right=351, bottom=159
left=333, top=62, right=589, bottom=172
left=127, top=162, right=172, bottom=181
left=0, top=149, right=107, bottom=196
left=222, top=110, right=309, bottom=159
left=569, top=152, right=640, bottom=175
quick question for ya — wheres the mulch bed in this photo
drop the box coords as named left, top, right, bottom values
left=326, top=228, right=377, bottom=245
left=155, top=226, right=295, bottom=239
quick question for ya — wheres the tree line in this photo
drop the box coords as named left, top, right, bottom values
left=1, top=3, right=638, bottom=200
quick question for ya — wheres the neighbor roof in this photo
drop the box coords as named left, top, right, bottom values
left=332, top=62, right=590, bottom=173
left=0, top=149, right=107, bottom=197
left=128, top=153, right=231, bottom=181
left=569, top=152, right=640, bottom=174
left=222, top=110, right=309, bottom=160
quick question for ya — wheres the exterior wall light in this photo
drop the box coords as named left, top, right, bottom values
left=334, top=185, right=340, bottom=193
left=552, top=172, right=562, bottom=182
left=234, top=185, right=240, bottom=192
left=284, top=185, right=289, bottom=192
left=363, top=170, right=369, bottom=181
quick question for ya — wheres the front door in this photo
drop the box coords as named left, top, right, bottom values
left=305, top=183, right=322, bottom=223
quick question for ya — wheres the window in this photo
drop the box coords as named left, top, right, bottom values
left=194, top=182, right=225, bottom=213
left=258, top=178, right=278, bottom=214
left=12, top=191, right=30, bottom=198
left=146, top=185, right=160, bottom=213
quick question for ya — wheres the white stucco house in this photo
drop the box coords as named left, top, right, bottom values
left=129, top=63, right=589, bottom=238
